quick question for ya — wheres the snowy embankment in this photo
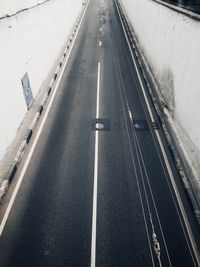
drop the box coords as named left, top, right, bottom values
left=119, top=0, right=200, bottom=186
left=0, top=0, right=82, bottom=161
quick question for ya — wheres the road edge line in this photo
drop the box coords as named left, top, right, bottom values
left=91, top=62, right=101, bottom=267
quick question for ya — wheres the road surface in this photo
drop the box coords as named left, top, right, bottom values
left=0, top=0, right=199, bottom=266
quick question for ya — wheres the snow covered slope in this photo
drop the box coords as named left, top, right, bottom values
left=0, top=0, right=82, bottom=160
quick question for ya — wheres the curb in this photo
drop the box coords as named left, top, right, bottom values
left=0, top=2, right=88, bottom=202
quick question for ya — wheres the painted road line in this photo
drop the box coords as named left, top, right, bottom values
left=115, top=1, right=200, bottom=264
left=0, top=0, right=90, bottom=237
left=91, top=62, right=101, bottom=267
left=96, top=62, right=101, bottom=118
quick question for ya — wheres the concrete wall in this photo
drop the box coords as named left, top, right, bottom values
left=0, top=0, right=82, bottom=160
left=120, top=0, right=200, bottom=179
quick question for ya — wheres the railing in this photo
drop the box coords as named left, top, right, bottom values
left=162, top=0, right=200, bottom=14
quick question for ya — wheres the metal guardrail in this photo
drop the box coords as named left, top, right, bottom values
left=162, top=0, right=200, bottom=14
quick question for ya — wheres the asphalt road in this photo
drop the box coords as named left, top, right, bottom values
left=0, top=0, right=200, bottom=266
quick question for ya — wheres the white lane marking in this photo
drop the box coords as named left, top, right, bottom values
left=91, top=62, right=101, bottom=267
left=99, top=41, right=102, bottom=47
left=0, top=0, right=90, bottom=237
left=115, top=1, right=200, bottom=264
left=96, top=62, right=101, bottom=118
left=100, top=27, right=102, bottom=32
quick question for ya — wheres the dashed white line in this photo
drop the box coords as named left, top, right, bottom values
left=91, top=62, right=101, bottom=267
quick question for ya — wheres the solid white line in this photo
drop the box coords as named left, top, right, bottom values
left=91, top=131, right=99, bottom=267
left=96, top=62, right=101, bottom=118
left=115, top=1, right=200, bottom=264
left=91, top=62, right=101, bottom=267
left=0, top=0, right=90, bottom=237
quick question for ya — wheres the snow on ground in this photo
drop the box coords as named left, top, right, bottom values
left=0, top=0, right=48, bottom=17
left=120, top=0, right=200, bottom=178
left=0, top=0, right=82, bottom=160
